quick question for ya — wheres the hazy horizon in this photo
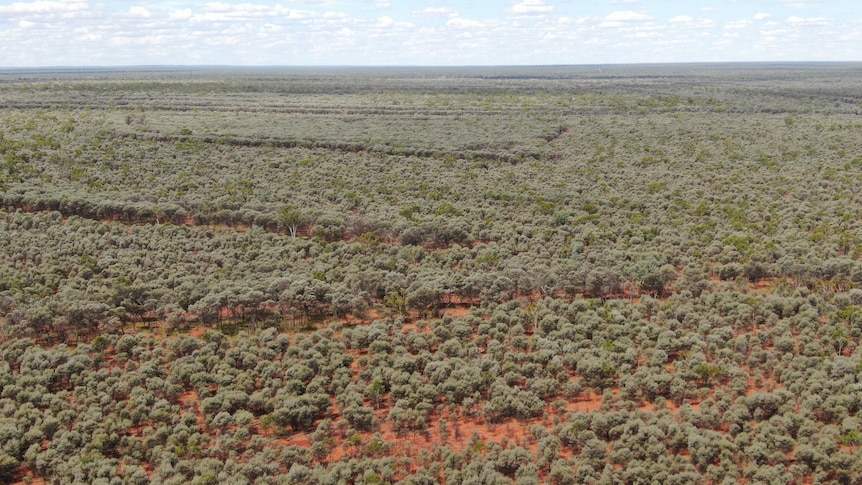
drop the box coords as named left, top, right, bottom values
left=2, top=61, right=861, bottom=71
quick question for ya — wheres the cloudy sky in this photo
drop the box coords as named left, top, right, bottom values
left=0, top=0, right=859, bottom=66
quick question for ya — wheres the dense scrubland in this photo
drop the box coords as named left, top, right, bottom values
left=2, top=63, right=862, bottom=484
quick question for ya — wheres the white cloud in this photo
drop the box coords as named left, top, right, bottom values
left=600, top=10, right=652, bottom=27
left=201, top=2, right=232, bottom=13
left=413, top=7, right=458, bottom=19
left=725, top=19, right=752, bottom=29
left=110, top=34, right=168, bottom=47
left=0, top=0, right=88, bottom=16
left=605, top=11, right=651, bottom=22
left=669, top=16, right=715, bottom=28
left=190, top=3, right=314, bottom=23
left=630, top=30, right=659, bottom=39
left=0, top=0, right=857, bottom=66
left=787, top=16, right=829, bottom=26
left=364, top=0, right=389, bottom=10
left=508, top=0, right=554, bottom=16
left=169, top=8, right=192, bottom=21
left=127, top=6, right=151, bottom=18
left=447, top=17, right=484, bottom=29
left=780, top=0, right=821, bottom=7
left=576, top=16, right=600, bottom=25
left=77, top=32, right=101, bottom=41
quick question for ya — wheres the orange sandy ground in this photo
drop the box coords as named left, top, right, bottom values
left=11, top=278, right=804, bottom=483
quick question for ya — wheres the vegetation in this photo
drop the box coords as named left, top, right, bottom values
left=2, top=63, right=862, bottom=483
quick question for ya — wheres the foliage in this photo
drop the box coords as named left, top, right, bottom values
left=2, top=64, right=862, bottom=483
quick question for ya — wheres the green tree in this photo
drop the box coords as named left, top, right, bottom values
left=0, top=453, right=19, bottom=483
left=278, top=205, right=307, bottom=238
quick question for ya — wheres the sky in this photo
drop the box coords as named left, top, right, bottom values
left=0, top=0, right=859, bottom=66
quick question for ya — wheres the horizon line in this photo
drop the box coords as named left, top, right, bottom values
left=2, top=60, right=862, bottom=71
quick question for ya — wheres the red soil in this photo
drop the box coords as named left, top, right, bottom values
left=178, top=390, right=208, bottom=432
left=440, top=305, right=472, bottom=318
left=11, top=473, right=46, bottom=485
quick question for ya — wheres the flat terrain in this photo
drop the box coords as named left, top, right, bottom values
left=2, top=63, right=862, bottom=484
